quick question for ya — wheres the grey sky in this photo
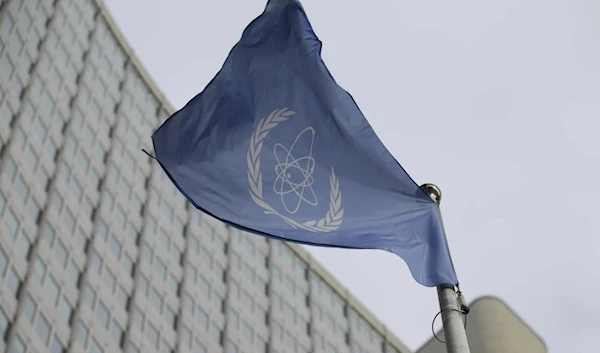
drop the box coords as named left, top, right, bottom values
left=103, top=0, right=599, bottom=351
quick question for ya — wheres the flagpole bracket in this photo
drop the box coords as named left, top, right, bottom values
left=420, top=183, right=442, bottom=204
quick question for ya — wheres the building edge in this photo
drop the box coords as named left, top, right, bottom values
left=91, top=1, right=413, bottom=353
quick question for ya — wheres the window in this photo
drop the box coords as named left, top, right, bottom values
left=199, top=276, right=210, bottom=296
left=168, top=274, right=179, bottom=296
left=228, top=310, right=238, bottom=329
left=123, top=254, right=134, bottom=276
left=62, top=208, right=76, bottom=233
left=165, top=306, right=176, bottom=329
left=150, top=288, right=163, bottom=312
left=146, top=323, right=159, bottom=347
left=97, top=301, right=110, bottom=329
left=242, top=321, right=253, bottom=342
left=76, top=320, right=89, bottom=347
left=83, top=284, right=96, bottom=307
left=59, top=296, right=72, bottom=324
left=109, top=235, right=121, bottom=258
left=90, top=338, right=104, bottom=353
left=117, top=286, right=128, bottom=309
left=24, top=145, right=38, bottom=172
left=15, top=231, right=31, bottom=259
left=55, top=239, right=68, bottom=268
left=33, top=256, right=47, bottom=282
left=194, top=339, right=206, bottom=353
left=181, top=325, right=192, bottom=349
left=196, top=307, right=208, bottom=329
left=11, top=335, right=26, bottom=353
left=211, top=322, right=222, bottom=344
left=4, top=208, right=19, bottom=238
left=90, top=251, right=102, bottom=274
left=51, top=335, right=65, bottom=353
left=103, top=268, right=116, bottom=291
left=28, top=199, right=40, bottom=222
left=23, top=294, right=37, bottom=323
left=185, top=263, right=196, bottom=282
left=71, top=178, right=83, bottom=201
left=111, top=321, right=124, bottom=346
left=35, top=313, right=51, bottom=345
left=155, top=258, right=167, bottom=280
left=138, top=275, right=149, bottom=296
left=2, top=156, right=17, bottom=181
left=226, top=340, right=238, bottom=353
left=68, top=260, right=80, bottom=285
left=45, top=275, right=60, bottom=305
left=132, top=306, right=144, bottom=328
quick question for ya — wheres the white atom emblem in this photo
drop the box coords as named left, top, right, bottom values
left=273, top=127, right=318, bottom=214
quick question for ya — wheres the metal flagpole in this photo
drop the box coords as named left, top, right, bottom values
left=420, top=184, right=471, bottom=353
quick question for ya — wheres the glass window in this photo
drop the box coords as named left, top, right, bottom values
left=22, top=294, right=37, bottom=323
left=199, top=276, right=210, bottom=296
left=75, top=228, right=87, bottom=253
left=76, top=320, right=89, bottom=347
left=62, top=208, right=76, bottom=233
left=97, top=300, right=110, bottom=329
left=196, top=307, right=208, bottom=329
left=90, top=250, right=102, bottom=274
left=2, top=156, right=17, bottom=181
left=15, top=231, right=31, bottom=259
left=55, top=239, right=68, bottom=268
left=117, top=285, right=128, bottom=309
left=138, top=275, right=148, bottom=296
left=226, top=341, right=238, bottom=353
left=33, top=255, right=46, bottom=281
left=83, top=198, right=94, bottom=220
left=6, top=267, right=21, bottom=296
left=123, top=254, right=134, bottom=276
left=151, top=288, right=163, bottom=312
left=146, top=323, right=159, bottom=347
left=51, top=335, right=65, bottom=353
left=35, top=313, right=51, bottom=345
left=59, top=296, right=72, bottom=325
left=194, top=339, right=206, bottom=353
left=90, top=338, right=104, bottom=353
left=103, top=268, right=116, bottom=292
left=228, top=309, right=238, bottom=329
left=24, top=145, right=38, bottom=172
left=185, top=263, right=196, bottom=282
left=83, top=283, right=96, bottom=307
left=11, top=335, right=26, bottom=353
left=165, top=306, right=176, bottom=329
left=45, top=275, right=60, bottom=305
left=71, top=178, right=83, bottom=201
left=141, top=242, right=153, bottom=261
left=109, top=235, right=121, bottom=258
left=15, top=176, right=29, bottom=203
left=111, top=321, right=123, bottom=346
left=211, top=322, right=221, bottom=344
left=68, top=260, right=81, bottom=285
left=132, top=306, right=144, bottom=328
left=155, top=258, right=167, bottom=280
left=242, top=321, right=253, bottom=342
left=168, top=274, right=178, bottom=296
left=28, top=198, right=40, bottom=222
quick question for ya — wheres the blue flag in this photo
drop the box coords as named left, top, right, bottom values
left=151, top=0, right=457, bottom=287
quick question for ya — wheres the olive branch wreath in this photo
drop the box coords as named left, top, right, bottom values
left=247, top=108, right=344, bottom=232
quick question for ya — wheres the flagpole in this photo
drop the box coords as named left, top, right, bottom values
left=420, top=184, right=471, bottom=353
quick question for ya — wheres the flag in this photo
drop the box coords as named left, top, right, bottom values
left=151, top=0, right=457, bottom=287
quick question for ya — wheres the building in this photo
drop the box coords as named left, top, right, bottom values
left=417, top=296, right=547, bottom=353
left=0, top=1, right=414, bottom=353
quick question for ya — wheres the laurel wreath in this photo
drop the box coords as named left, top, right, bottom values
left=247, top=108, right=344, bottom=232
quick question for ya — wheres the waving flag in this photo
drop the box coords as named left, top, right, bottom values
left=151, top=0, right=457, bottom=287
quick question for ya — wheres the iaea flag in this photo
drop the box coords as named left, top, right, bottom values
left=151, top=0, right=457, bottom=287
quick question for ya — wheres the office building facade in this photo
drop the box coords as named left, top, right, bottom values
left=0, top=1, right=413, bottom=353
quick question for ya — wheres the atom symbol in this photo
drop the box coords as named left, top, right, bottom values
left=273, top=127, right=318, bottom=214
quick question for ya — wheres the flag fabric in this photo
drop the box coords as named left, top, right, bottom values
left=151, top=0, right=457, bottom=287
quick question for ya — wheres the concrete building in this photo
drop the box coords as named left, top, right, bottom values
left=417, top=297, right=547, bottom=353
left=0, top=1, right=547, bottom=353
left=0, top=1, right=413, bottom=353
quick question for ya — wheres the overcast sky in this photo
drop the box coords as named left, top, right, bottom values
left=103, top=0, right=599, bottom=351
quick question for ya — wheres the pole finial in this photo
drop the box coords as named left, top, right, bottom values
left=420, top=183, right=442, bottom=204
